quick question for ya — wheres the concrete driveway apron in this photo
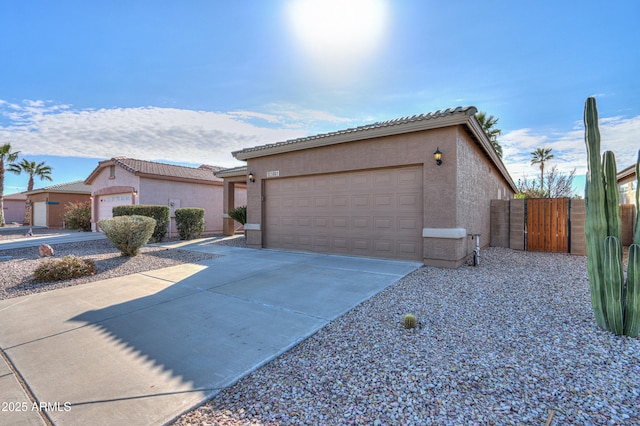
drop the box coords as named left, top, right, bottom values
left=0, top=239, right=421, bottom=426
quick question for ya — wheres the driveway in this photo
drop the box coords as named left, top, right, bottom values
left=0, top=239, right=421, bottom=425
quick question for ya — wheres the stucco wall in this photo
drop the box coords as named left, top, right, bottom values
left=27, top=192, right=90, bottom=228
left=139, top=178, right=224, bottom=234
left=454, top=128, right=513, bottom=262
left=91, top=166, right=140, bottom=192
left=243, top=126, right=512, bottom=267
left=245, top=128, right=458, bottom=253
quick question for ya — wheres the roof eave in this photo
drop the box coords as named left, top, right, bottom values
left=464, top=117, right=518, bottom=193
left=215, top=166, right=248, bottom=178
left=233, top=112, right=475, bottom=161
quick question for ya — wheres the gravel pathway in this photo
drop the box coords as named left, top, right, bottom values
left=173, top=247, right=640, bottom=426
left=0, top=234, right=245, bottom=300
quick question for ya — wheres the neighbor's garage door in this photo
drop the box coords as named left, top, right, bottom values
left=264, top=166, right=423, bottom=261
left=33, top=202, right=47, bottom=227
left=98, top=193, right=132, bottom=222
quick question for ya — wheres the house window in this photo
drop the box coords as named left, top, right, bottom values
left=109, top=165, right=116, bottom=179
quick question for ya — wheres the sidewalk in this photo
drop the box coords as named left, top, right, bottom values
left=0, top=228, right=107, bottom=250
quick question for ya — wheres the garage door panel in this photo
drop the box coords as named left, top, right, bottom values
left=374, top=171, right=395, bottom=186
left=297, top=216, right=311, bottom=227
left=315, top=217, right=329, bottom=227
left=332, top=238, right=349, bottom=250
left=264, top=166, right=423, bottom=261
left=351, top=194, right=371, bottom=208
left=351, top=174, right=370, bottom=187
left=332, top=175, right=348, bottom=186
left=398, top=168, right=421, bottom=184
left=296, top=197, right=312, bottom=209
left=374, top=194, right=394, bottom=208
left=352, top=216, right=370, bottom=229
left=332, top=217, right=349, bottom=228
left=332, top=196, right=348, bottom=208
left=313, top=237, right=329, bottom=251
left=374, top=217, right=393, bottom=230
left=314, top=197, right=330, bottom=208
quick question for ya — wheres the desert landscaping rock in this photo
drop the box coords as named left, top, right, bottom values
left=0, top=235, right=239, bottom=300
left=173, top=248, right=640, bottom=426
left=2, top=232, right=638, bottom=425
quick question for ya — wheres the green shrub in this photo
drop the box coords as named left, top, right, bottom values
left=34, top=256, right=96, bottom=282
left=98, top=215, right=156, bottom=256
left=62, top=201, right=92, bottom=231
left=228, top=205, right=247, bottom=225
left=113, top=205, right=170, bottom=242
left=175, top=208, right=205, bottom=240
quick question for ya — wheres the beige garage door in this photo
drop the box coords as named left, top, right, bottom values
left=264, top=166, right=423, bottom=261
left=98, top=193, right=132, bottom=222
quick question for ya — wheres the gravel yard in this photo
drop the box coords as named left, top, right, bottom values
left=0, top=233, right=243, bottom=300
left=172, top=247, right=640, bottom=426
left=2, top=230, right=638, bottom=425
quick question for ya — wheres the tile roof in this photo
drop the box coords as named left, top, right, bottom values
left=86, top=158, right=224, bottom=184
left=25, top=180, right=92, bottom=194
left=3, top=192, right=27, bottom=200
left=233, top=106, right=477, bottom=159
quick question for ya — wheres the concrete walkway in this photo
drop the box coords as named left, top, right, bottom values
left=0, top=228, right=107, bottom=250
left=0, top=238, right=421, bottom=425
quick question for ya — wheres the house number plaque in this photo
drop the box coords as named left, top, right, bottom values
left=266, top=170, right=280, bottom=177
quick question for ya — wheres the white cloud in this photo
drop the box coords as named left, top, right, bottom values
left=501, top=115, right=640, bottom=181
left=228, top=104, right=352, bottom=130
left=0, top=100, right=331, bottom=167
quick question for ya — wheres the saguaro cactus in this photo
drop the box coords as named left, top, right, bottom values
left=584, top=97, right=640, bottom=337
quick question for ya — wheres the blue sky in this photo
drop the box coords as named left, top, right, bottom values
left=1, top=0, right=638, bottom=196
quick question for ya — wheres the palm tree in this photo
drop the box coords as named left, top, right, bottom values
left=530, top=147, right=554, bottom=195
left=476, top=112, right=503, bottom=158
left=0, top=143, right=21, bottom=226
left=15, top=159, right=53, bottom=191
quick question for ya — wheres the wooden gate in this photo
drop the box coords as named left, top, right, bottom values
left=527, top=198, right=569, bottom=252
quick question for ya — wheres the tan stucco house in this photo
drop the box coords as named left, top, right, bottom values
left=227, top=106, right=516, bottom=268
left=84, top=157, right=247, bottom=236
left=1, top=192, right=27, bottom=224
left=24, top=181, right=92, bottom=228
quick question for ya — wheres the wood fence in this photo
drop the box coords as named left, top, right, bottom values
left=527, top=198, right=569, bottom=252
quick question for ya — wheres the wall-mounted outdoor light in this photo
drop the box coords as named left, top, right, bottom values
left=248, top=171, right=256, bottom=183
left=434, top=147, right=443, bottom=166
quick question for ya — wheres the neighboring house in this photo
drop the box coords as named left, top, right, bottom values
left=618, top=162, right=638, bottom=246
left=84, top=157, right=247, bottom=236
left=2, top=192, right=27, bottom=224
left=227, top=106, right=516, bottom=268
left=618, top=163, right=637, bottom=205
left=24, top=181, right=92, bottom=228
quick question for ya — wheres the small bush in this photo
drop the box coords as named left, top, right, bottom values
left=98, top=215, right=156, bottom=256
left=62, top=201, right=92, bottom=231
left=228, top=205, right=247, bottom=226
left=113, top=205, right=170, bottom=243
left=34, top=256, right=96, bottom=282
left=175, top=208, right=205, bottom=240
